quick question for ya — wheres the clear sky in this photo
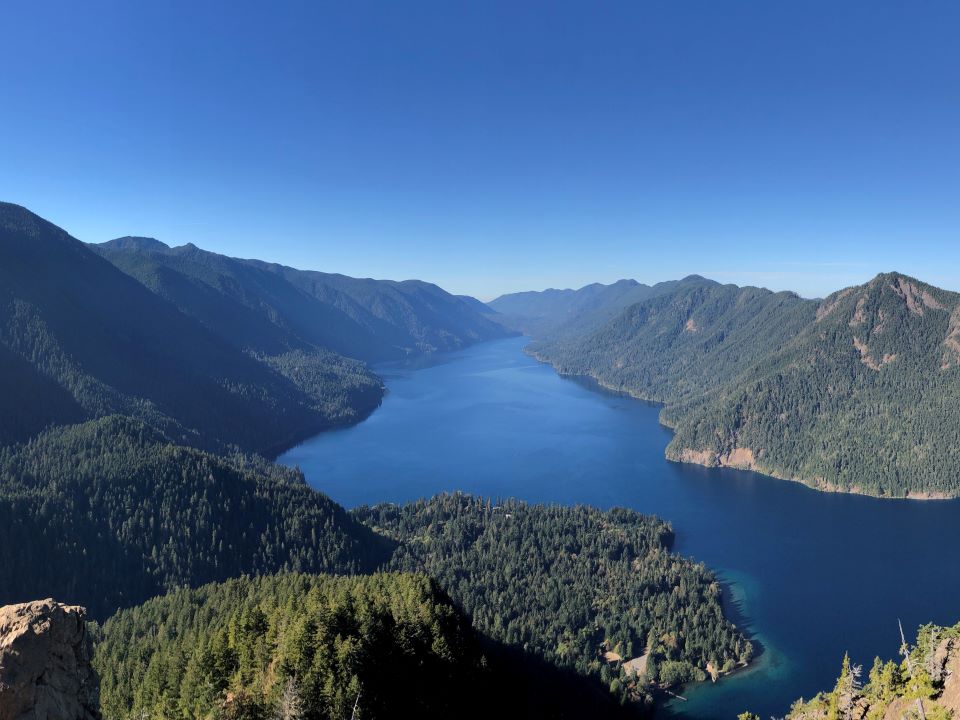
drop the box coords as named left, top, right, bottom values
left=2, top=1, right=959, bottom=300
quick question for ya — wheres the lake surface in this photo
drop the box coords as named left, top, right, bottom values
left=280, top=336, right=960, bottom=719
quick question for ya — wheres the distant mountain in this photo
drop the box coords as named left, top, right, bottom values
left=0, top=202, right=349, bottom=455
left=489, top=277, right=688, bottom=336
left=94, top=239, right=511, bottom=363
left=456, top=294, right=498, bottom=315
left=531, top=277, right=815, bottom=405
left=526, top=271, right=960, bottom=497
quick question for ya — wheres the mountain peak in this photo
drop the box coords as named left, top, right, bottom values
left=98, top=236, right=170, bottom=252
left=679, top=274, right=714, bottom=284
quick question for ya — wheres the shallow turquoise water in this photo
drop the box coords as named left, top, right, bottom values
left=280, top=337, right=960, bottom=719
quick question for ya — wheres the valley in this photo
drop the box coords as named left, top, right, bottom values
left=3, top=202, right=959, bottom=719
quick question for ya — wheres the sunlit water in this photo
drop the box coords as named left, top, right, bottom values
left=280, top=337, right=960, bottom=719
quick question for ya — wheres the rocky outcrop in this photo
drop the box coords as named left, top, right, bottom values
left=0, top=599, right=100, bottom=720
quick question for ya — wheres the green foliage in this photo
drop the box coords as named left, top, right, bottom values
left=94, top=572, right=643, bottom=720
left=531, top=277, right=813, bottom=406
left=0, top=417, right=391, bottom=619
left=260, top=349, right=382, bottom=424
left=354, top=494, right=751, bottom=686
left=94, top=573, right=488, bottom=720
left=786, top=621, right=960, bottom=720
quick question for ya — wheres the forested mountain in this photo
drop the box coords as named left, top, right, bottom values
left=524, top=272, right=960, bottom=497
left=0, top=202, right=371, bottom=455
left=764, top=619, right=960, bottom=720
left=355, top=494, right=752, bottom=701
left=530, top=278, right=815, bottom=405
left=94, top=572, right=642, bottom=720
left=488, top=278, right=686, bottom=337
left=665, top=273, right=960, bottom=496
left=0, top=416, right=391, bottom=619
left=94, top=237, right=509, bottom=363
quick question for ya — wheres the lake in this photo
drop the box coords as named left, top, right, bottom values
left=279, top=336, right=960, bottom=719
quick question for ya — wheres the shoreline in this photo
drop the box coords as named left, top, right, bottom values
left=525, top=346, right=958, bottom=503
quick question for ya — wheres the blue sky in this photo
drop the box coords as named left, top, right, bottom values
left=2, top=1, right=959, bottom=300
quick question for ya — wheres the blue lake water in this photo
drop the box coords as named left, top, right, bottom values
left=279, top=336, right=960, bottom=719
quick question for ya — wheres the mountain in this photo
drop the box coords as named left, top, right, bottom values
left=456, top=293, right=498, bottom=315
left=0, top=202, right=367, bottom=455
left=665, top=272, right=960, bottom=497
left=489, top=278, right=688, bottom=336
left=93, top=239, right=511, bottom=363
left=526, top=271, right=960, bottom=497
left=530, top=277, right=815, bottom=405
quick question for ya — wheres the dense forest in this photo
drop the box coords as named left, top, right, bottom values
left=0, top=418, right=752, bottom=712
left=752, top=620, right=960, bottom=719
left=513, top=273, right=960, bottom=497
left=528, top=277, right=815, bottom=405
left=355, top=494, right=752, bottom=699
left=0, top=416, right=391, bottom=618
left=93, top=235, right=509, bottom=363
left=94, top=572, right=644, bottom=720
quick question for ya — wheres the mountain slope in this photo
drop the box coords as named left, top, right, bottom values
left=490, top=278, right=661, bottom=336
left=94, top=572, right=642, bottom=720
left=0, top=416, right=391, bottom=619
left=665, top=273, right=960, bottom=496
left=530, top=278, right=815, bottom=404
left=93, top=239, right=510, bottom=363
left=0, top=202, right=346, bottom=454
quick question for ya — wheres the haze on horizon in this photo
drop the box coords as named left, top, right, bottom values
left=2, top=1, right=959, bottom=301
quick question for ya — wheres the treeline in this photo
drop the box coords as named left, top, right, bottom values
left=355, top=494, right=752, bottom=698
left=94, top=572, right=644, bottom=720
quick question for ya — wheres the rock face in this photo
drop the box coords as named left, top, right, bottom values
left=0, top=599, right=100, bottom=720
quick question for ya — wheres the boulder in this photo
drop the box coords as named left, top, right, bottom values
left=0, top=599, right=100, bottom=720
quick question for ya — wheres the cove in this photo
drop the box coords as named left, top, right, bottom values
left=279, top=336, right=960, bottom=719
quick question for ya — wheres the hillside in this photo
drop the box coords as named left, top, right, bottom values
left=0, top=416, right=391, bottom=619
left=93, top=572, right=642, bottom=720
left=665, top=273, right=960, bottom=497
left=355, top=494, right=752, bottom=700
left=489, top=279, right=675, bottom=336
left=530, top=278, right=815, bottom=404
left=0, top=202, right=360, bottom=455
left=768, top=620, right=960, bottom=720
left=93, top=238, right=510, bottom=363
left=524, top=272, right=960, bottom=497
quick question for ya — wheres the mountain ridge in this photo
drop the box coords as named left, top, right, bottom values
left=514, top=270, right=960, bottom=498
